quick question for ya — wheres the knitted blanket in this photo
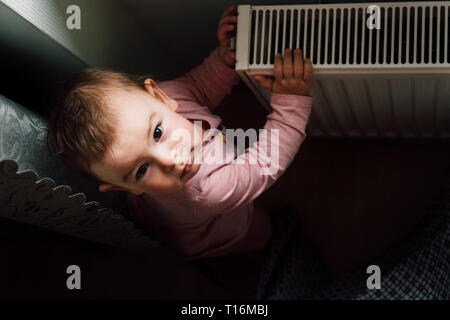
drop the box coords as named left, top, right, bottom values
left=256, top=195, right=450, bottom=300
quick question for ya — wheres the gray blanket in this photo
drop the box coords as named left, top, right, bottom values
left=256, top=194, right=450, bottom=300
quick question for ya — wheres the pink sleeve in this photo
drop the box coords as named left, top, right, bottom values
left=159, top=48, right=241, bottom=112
left=195, top=93, right=313, bottom=214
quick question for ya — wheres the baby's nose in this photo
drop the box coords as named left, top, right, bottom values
left=151, top=149, right=175, bottom=171
left=170, top=147, right=190, bottom=165
left=156, top=156, right=175, bottom=173
left=152, top=144, right=187, bottom=172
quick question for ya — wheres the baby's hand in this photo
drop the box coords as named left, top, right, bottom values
left=217, top=4, right=238, bottom=68
left=254, top=49, right=313, bottom=96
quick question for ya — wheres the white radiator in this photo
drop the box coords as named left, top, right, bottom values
left=235, top=2, right=450, bottom=138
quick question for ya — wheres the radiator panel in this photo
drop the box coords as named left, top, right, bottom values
left=305, top=76, right=450, bottom=137
left=235, top=2, right=450, bottom=138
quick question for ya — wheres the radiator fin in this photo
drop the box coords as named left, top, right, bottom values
left=237, top=3, right=450, bottom=138
left=247, top=2, right=450, bottom=67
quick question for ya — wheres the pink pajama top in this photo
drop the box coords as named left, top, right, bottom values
left=126, top=48, right=313, bottom=259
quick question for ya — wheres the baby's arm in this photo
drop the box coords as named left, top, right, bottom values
left=160, top=6, right=239, bottom=112
left=195, top=49, right=314, bottom=214
left=166, top=48, right=240, bottom=112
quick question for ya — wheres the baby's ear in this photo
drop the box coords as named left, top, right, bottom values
left=144, top=78, right=178, bottom=111
left=99, top=183, right=128, bottom=192
left=168, top=98, right=179, bottom=112
left=144, top=79, right=157, bottom=96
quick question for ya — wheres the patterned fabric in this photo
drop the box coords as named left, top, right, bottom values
left=0, top=159, right=166, bottom=257
left=0, top=94, right=130, bottom=217
left=256, top=192, right=450, bottom=300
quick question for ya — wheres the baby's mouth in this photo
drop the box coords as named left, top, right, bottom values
left=180, top=148, right=194, bottom=180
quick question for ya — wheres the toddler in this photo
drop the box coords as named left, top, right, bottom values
left=47, top=5, right=314, bottom=259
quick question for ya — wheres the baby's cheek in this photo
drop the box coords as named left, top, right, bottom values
left=147, top=181, right=182, bottom=196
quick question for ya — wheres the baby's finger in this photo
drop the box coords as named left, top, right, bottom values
left=222, top=4, right=237, bottom=18
left=274, top=54, right=283, bottom=81
left=222, top=51, right=236, bottom=67
left=293, top=49, right=303, bottom=79
left=219, top=15, right=238, bottom=27
left=283, top=49, right=293, bottom=79
left=254, top=75, right=273, bottom=90
left=218, top=24, right=236, bottom=43
left=222, top=23, right=236, bottom=33
left=224, top=47, right=235, bottom=57
left=303, top=59, right=313, bottom=83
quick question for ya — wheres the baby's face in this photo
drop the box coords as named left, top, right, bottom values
left=91, top=84, right=203, bottom=196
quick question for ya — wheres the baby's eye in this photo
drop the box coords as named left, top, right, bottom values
left=154, top=124, right=162, bottom=142
left=136, top=163, right=149, bottom=181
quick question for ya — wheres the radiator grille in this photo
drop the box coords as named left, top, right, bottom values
left=247, top=3, right=449, bottom=68
left=235, top=3, right=450, bottom=138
